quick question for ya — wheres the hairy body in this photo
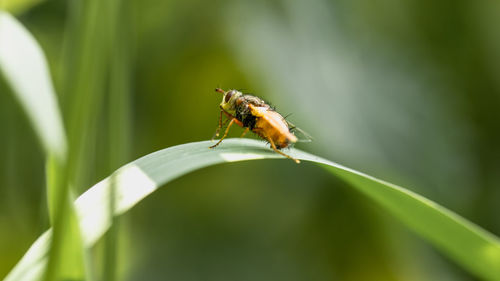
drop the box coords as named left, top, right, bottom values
left=211, top=88, right=299, bottom=163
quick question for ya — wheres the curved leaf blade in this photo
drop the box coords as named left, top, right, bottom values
left=0, top=11, right=67, bottom=160
left=5, top=139, right=500, bottom=281
left=0, top=12, right=86, bottom=281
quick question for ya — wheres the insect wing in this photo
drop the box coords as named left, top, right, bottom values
left=287, top=121, right=313, bottom=142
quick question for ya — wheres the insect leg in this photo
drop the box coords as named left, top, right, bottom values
left=265, top=134, right=300, bottom=163
left=212, top=118, right=229, bottom=140
left=220, top=107, right=245, bottom=127
left=212, top=110, right=224, bottom=140
left=240, top=127, right=250, bottom=138
left=210, top=118, right=235, bottom=148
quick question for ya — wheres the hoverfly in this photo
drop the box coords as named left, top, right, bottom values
left=210, top=88, right=312, bottom=163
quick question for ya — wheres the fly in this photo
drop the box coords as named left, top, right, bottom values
left=210, top=88, right=312, bottom=163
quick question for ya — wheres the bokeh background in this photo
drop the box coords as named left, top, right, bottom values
left=1, top=0, right=499, bottom=280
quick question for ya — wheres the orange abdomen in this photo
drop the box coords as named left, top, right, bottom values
left=253, top=111, right=297, bottom=149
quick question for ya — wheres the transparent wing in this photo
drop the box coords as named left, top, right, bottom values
left=287, top=120, right=313, bottom=142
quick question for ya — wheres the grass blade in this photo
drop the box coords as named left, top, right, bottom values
left=4, top=139, right=500, bottom=281
left=0, top=11, right=86, bottom=281
left=0, top=11, right=66, bottom=161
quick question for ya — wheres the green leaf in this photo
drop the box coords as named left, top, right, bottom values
left=0, top=11, right=67, bottom=161
left=0, top=0, right=44, bottom=15
left=4, top=139, right=500, bottom=281
left=0, top=12, right=85, bottom=281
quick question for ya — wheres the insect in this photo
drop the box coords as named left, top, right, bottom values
left=210, top=88, right=312, bottom=163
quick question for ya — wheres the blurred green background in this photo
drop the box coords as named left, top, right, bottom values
left=1, top=0, right=499, bottom=280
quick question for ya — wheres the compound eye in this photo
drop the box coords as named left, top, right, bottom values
left=224, top=91, right=234, bottom=103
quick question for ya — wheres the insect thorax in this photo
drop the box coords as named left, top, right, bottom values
left=235, top=95, right=269, bottom=129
